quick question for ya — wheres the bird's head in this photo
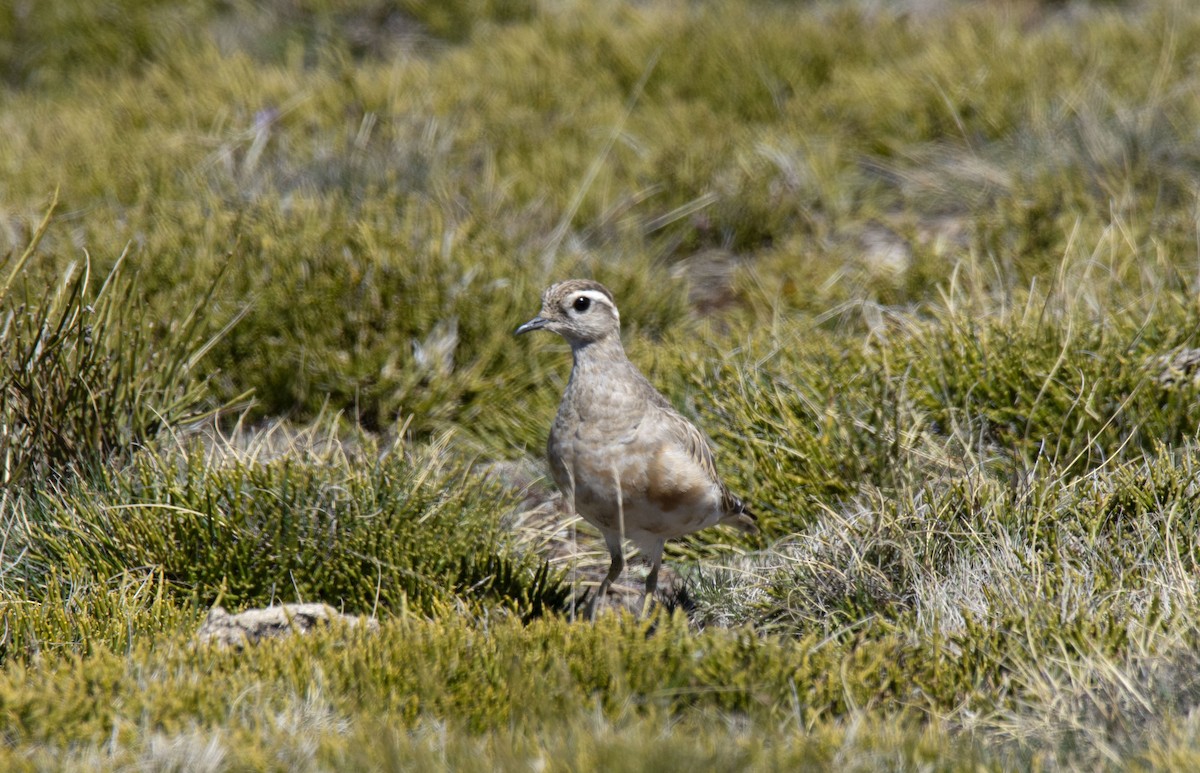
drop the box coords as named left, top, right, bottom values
left=515, top=279, right=621, bottom=346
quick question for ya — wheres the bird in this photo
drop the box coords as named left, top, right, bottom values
left=515, top=279, right=756, bottom=614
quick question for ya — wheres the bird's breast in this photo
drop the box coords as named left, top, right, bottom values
left=547, top=401, right=724, bottom=539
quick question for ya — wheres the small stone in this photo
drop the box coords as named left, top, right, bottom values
left=196, top=603, right=378, bottom=649
left=1153, top=348, right=1200, bottom=389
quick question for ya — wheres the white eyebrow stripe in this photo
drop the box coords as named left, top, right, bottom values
left=569, top=290, right=619, bottom=320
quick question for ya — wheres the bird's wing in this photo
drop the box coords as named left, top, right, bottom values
left=657, top=406, right=755, bottom=523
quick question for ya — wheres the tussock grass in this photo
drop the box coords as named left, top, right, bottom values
left=0, top=197, right=237, bottom=488
left=4, top=425, right=568, bottom=658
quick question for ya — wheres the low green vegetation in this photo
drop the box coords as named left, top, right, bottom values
left=4, top=0, right=1200, bottom=768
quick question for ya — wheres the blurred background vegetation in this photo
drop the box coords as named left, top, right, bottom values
left=7, top=0, right=1199, bottom=442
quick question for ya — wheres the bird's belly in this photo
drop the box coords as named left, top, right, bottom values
left=550, top=434, right=724, bottom=540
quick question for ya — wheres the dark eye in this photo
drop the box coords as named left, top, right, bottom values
left=572, top=296, right=591, bottom=313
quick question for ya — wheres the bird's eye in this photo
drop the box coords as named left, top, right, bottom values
left=572, top=296, right=591, bottom=313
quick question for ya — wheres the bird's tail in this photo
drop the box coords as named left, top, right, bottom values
left=722, top=497, right=759, bottom=535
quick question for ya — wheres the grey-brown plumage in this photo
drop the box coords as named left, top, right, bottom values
left=516, top=279, right=756, bottom=613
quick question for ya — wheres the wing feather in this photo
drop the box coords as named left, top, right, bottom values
left=657, top=404, right=755, bottom=523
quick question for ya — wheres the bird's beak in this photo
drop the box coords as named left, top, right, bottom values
left=515, top=316, right=548, bottom=336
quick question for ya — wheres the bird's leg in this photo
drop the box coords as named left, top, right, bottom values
left=587, top=461, right=628, bottom=620
left=564, top=463, right=580, bottom=623
left=641, top=539, right=665, bottom=617
left=588, top=534, right=625, bottom=619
